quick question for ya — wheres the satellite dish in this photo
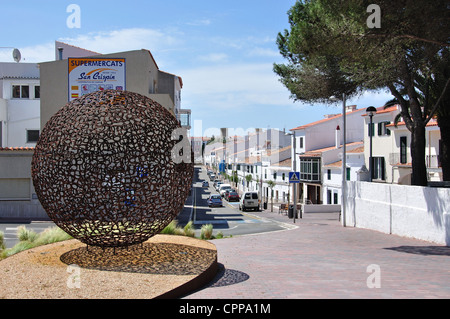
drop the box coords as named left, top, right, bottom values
left=12, top=48, right=21, bottom=63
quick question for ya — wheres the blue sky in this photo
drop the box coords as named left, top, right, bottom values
left=0, top=0, right=392, bottom=137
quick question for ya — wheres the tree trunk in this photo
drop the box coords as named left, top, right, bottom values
left=410, top=124, right=428, bottom=186
left=437, top=115, right=450, bottom=181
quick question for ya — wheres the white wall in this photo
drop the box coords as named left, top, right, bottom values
left=344, top=181, right=450, bottom=246
left=1, top=79, right=41, bottom=147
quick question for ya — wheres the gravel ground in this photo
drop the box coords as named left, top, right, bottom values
left=0, top=235, right=217, bottom=299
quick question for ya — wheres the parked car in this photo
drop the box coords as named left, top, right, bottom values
left=215, top=182, right=223, bottom=191
left=207, top=194, right=223, bottom=207
left=202, top=181, right=209, bottom=187
left=219, top=184, right=232, bottom=197
left=223, top=189, right=233, bottom=198
left=239, top=191, right=260, bottom=211
left=209, top=174, right=216, bottom=181
left=226, top=191, right=240, bottom=202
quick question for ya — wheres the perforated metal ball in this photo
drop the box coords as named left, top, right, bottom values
left=31, top=90, right=193, bottom=247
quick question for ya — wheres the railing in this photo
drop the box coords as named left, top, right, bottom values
left=389, top=153, right=440, bottom=169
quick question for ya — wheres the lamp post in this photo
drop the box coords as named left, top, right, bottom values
left=285, top=130, right=298, bottom=222
left=366, top=106, right=377, bottom=182
left=330, top=94, right=347, bottom=227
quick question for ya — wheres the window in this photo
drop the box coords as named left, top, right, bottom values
left=12, top=85, right=29, bottom=99
left=327, top=169, right=331, bottom=180
left=282, top=173, right=285, bottom=181
left=372, top=157, right=385, bottom=180
left=27, top=130, right=40, bottom=143
left=299, top=137, right=304, bottom=148
left=299, top=158, right=321, bottom=182
left=400, top=136, right=407, bottom=164
left=333, top=192, right=338, bottom=204
left=378, top=121, right=391, bottom=136
left=273, top=172, right=277, bottom=180
left=34, top=86, right=40, bottom=99
left=346, top=167, right=351, bottom=181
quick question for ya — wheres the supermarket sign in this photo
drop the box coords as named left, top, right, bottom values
left=68, top=58, right=126, bottom=101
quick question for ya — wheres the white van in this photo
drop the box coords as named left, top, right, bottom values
left=218, top=184, right=232, bottom=197
left=239, top=191, right=260, bottom=211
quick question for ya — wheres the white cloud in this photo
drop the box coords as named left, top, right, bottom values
left=186, top=19, right=211, bottom=26
left=0, top=43, right=54, bottom=63
left=0, top=27, right=182, bottom=65
left=179, top=63, right=292, bottom=110
left=59, top=28, right=180, bottom=55
left=246, top=47, right=280, bottom=58
left=198, top=53, right=229, bottom=63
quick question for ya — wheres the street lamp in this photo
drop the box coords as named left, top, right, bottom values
left=285, top=130, right=299, bottom=222
left=330, top=94, right=347, bottom=227
left=366, top=106, right=377, bottom=182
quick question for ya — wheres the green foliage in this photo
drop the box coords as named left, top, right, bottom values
left=0, top=231, right=5, bottom=251
left=274, top=0, right=450, bottom=185
left=160, top=220, right=179, bottom=235
left=183, top=221, right=196, bottom=237
left=0, top=226, right=73, bottom=260
left=17, top=226, right=38, bottom=242
left=200, top=224, right=214, bottom=240
left=34, top=227, right=72, bottom=246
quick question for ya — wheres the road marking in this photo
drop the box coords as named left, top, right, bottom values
left=194, top=220, right=228, bottom=225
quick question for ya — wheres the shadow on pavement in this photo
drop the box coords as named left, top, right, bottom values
left=384, top=245, right=450, bottom=256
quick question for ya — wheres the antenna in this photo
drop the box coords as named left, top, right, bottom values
left=0, top=47, right=21, bottom=63
left=12, top=48, right=21, bottom=63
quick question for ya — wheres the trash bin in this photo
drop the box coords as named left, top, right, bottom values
left=288, top=205, right=298, bottom=219
left=263, top=202, right=267, bottom=210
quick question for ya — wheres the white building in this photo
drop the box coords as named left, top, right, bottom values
left=362, top=104, right=442, bottom=184
left=0, top=62, right=40, bottom=148
left=205, top=129, right=292, bottom=203
left=290, top=105, right=365, bottom=205
left=322, top=144, right=366, bottom=205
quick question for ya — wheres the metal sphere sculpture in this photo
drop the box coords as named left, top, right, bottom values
left=31, top=90, right=193, bottom=248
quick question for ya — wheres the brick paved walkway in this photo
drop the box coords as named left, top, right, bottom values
left=184, top=209, right=450, bottom=299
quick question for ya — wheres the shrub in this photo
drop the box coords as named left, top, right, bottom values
left=0, top=226, right=72, bottom=260
left=160, top=220, right=178, bottom=235
left=17, top=226, right=39, bottom=242
left=183, top=221, right=196, bottom=237
left=0, top=231, right=5, bottom=251
left=215, top=231, right=224, bottom=239
left=200, top=224, right=213, bottom=240
left=34, top=227, right=72, bottom=246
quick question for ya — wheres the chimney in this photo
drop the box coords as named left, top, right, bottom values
left=346, top=105, right=357, bottom=113
left=58, top=47, right=64, bottom=60
left=335, top=125, right=341, bottom=149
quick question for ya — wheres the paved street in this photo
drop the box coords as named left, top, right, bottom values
left=176, top=166, right=295, bottom=238
left=184, top=208, right=450, bottom=299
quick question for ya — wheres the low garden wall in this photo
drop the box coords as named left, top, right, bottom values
left=344, top=181, right=450, bottom=246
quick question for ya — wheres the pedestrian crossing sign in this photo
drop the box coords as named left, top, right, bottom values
left=289, top=172, right=300, bottom=183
